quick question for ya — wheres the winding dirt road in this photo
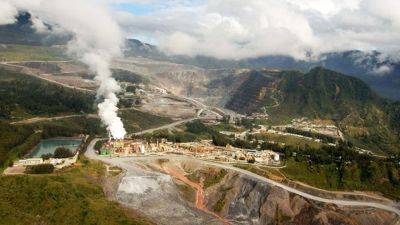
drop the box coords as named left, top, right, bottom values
left=11, top=114, right=98, bottom=125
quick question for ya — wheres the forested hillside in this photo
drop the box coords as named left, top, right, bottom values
left=0, top=68, right=95, bottom=120
left=226, top=67, right=400, bottom=153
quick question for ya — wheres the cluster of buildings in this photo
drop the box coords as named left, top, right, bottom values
left=281, top=118, right=344, bottom=140
left=4, top=151, right=80, bottom=175
left=15, top=152, right=79, bottom=169
left=232, top=149, right=280, bottom=164
left=247, top=112, right=270, bottom=120
left=100, top=140, right=145, bottom=156
left=98, top=139, right=282, bottom=166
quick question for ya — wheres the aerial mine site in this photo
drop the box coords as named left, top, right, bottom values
left=1, top=1, right=400, bottom=225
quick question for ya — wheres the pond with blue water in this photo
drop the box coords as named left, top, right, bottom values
left=29, top=138, right=82, bottom=158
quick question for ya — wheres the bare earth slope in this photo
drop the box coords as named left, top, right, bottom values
left=86, top=139, right=400, bottom=225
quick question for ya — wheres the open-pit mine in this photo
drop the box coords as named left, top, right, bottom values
left=86, top=139, right=400, bottom=225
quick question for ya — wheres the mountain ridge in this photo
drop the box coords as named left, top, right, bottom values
left=125, top=39, right=400, bottom=101
left=225, top=67, right=400, bottom=153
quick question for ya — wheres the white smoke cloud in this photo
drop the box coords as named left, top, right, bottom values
left=116, top=0, right=400, bottom=62
left=3, top=0, right=127, bottom=139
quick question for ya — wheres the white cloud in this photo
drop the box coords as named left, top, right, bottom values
left=371, top=65, right=393, bottom=75
left=5, top=0, right=127, bottom=139
left=0, top=1, right=18, bottom=25
left=116, top=0, right=400, bottom=61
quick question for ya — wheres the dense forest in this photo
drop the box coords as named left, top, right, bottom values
left=112, top=69, right=149, bottom=84
left=0, top=122, right=36, bottom=168
left=0, top=68, right=95, bottom=119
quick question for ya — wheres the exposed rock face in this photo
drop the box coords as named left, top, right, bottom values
left=204, top=172, right=398, bottom=225
left=112, top=58, right=248, bottom=107
left=115, top=162, right=224, bottom=225
left=108, top=157, right=398, bottom=225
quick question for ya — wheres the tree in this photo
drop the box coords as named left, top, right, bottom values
left=247, top=156, right=256, bottom=163
left=186, top=120, right=213, bottom=135
left=94, top=140, right=105, bottom=151
left=212, top=134, right=230, bottom=147
left=25, top=164, right=54, bottom=174
left=41, top=153, right=53, bottom=160
left=54, top=147, right=74, bottom=158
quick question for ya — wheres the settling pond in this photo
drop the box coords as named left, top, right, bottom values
left=29, top=138, right=82, bottom=158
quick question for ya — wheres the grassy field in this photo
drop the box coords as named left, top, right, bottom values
left=0, top=44, right=68, bottom=61
left=0, top=157, right=155, bottom=225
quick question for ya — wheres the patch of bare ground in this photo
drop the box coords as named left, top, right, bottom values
left=149, top=157, right=399, bottom=225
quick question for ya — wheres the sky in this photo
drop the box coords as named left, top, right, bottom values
left=1, top=0, right=400, bottom=68
left=106, top=0, right=400, bottom=66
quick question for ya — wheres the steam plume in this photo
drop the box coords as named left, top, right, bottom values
left=3, top=0, right=126, bottom=139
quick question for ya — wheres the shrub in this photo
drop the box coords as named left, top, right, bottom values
left=25, top=164, right=54, bottom=174
left=247, top=156, right=256, bottom=164
left=212, top=134, right=230, bottom=147
left=54, top=147, right=74, bottom=158
left=41, top=153, right=53, bottom=160
left=94, top=140, right=105, bottom=151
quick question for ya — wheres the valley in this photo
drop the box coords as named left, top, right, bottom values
left=1, top=51, right=400, bottom=225
left=0, top=11, right=399, bottom=225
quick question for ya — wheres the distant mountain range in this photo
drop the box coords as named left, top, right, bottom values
left=0, top=12, right=69, bottom=46
left=125, top=39, right=400, bottom=101
left=1, top=12, right=398, bottom=101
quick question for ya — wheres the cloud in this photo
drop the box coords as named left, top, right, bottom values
left=371, top=65, right=393, bottom=75
left=0, top=1, right=18, bottom=25
left=30, top=16, right=48, bottom=33
left=116, top=0, right=400, bottom=61
left=4, top=0, right=127, bottom=139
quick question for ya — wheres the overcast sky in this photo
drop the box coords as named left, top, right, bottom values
left=1, top=0, right=400, bottom=63
left=109, top=0, right=400, bottom=62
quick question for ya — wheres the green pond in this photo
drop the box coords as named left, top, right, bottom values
left=29, top=138, right=82, bottom=158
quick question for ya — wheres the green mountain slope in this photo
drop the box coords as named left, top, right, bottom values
left=0, top=160, right=154, bottom=225
left=275, top=67, right=379, bottom=118
left=226, top=70, right=278, bottom=113
left=226, top=67, right=400, bottom=153
left=0, top=68, right=95, bottom=120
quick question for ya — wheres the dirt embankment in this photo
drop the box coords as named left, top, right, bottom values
left=160, top=163, right=231, bottom=225
left=157, top=158, right=399, bottom=225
